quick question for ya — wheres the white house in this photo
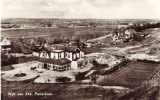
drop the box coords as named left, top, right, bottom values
left=124, top=30, right=133, bottom=39
left=1, top=37, right=11, bottom=46
left=1, top=37, right=11, bottom=53
left=31, top=45, right=85, bottom=71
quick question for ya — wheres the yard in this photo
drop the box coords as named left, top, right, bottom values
left=1, top=61, right=93, bottom=82
left=96, top=61, right=160, bottom=88
left=1, top=61, right=125, bottom=100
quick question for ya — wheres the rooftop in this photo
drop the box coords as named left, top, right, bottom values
left=36, top=57, right=71, bottom=65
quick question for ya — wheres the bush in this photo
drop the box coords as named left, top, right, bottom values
left=55, top=77, right=71, bottom=83
left=75, top=72, right=86, bottom=81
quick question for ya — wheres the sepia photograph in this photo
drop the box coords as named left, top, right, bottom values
left=1, top=0, right=160, bottom=100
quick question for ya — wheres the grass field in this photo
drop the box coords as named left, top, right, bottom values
left=96, top=61, right=160, bottom=88
left=1, top=27, right=113, bottom=39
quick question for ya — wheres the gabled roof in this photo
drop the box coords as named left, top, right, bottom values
left=1, top=37, right=10, bottom=42
left=1, top=37, right=4, bottom=41
left=126, top=29, right=138, bottom=34
left=40, top=46, right=64, bottom=53
left=50, top=44, right=78, bottom=53
left=31, top=44, right=81, bottom=53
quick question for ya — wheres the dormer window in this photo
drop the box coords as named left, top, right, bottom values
left=42, top=51, right=47, bottom=58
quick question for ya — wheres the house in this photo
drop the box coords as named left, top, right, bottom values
left=50, top=44, right=84, bottom=61
left=31, top=44, right=85, bottom=71
left=0, top=37, right=11, bottom=53
left=112, top=29, right=137, bottom=42
left=124, top=29, right=135, bottom=39
left=112, top=29, right=125, bottom=42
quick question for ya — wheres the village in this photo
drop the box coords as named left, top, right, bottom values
left=1, top=19, right=160, bottom=100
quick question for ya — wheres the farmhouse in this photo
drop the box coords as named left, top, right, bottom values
left=113, top=29, right=137, bottom=42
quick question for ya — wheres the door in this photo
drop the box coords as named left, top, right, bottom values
left=44, top=63, right=47, bottom=69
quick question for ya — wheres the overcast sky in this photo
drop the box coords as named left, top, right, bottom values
left=1, top=0, right=160, bottom=19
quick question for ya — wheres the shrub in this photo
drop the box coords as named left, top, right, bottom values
left=55, top=77, right=71, bottom=83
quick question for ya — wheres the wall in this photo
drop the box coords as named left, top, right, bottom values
left=71, top=61, right=78, bottom=69
left=65, top=52, right=73, bottom=61
left=40, top=51, right=49, bottom=58
left=33, top=52, right=39, bottom=57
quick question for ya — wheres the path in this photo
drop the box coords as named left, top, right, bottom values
left=87, top=34, right=112, bottom=42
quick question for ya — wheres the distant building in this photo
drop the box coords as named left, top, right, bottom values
left=113, top=29, right=137, bottom=42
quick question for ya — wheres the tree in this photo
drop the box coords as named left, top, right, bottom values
left=47, top=23, right=52, bottom=27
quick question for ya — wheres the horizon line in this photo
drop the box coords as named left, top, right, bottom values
left=2, top=17, right=160, bottom=20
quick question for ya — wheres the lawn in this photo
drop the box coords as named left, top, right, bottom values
left=1, top=62, right=123, bottom=100
left=96, top=61, right=160, bottom=88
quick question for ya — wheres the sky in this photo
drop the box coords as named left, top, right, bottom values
left=1, top=0, right=160, bottom=19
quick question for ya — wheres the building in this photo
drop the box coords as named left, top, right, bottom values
left=0, top=37, right=11, bottom=54
left=32, top=44, right=84, bottom=61
left=113, top=29, right=137, bottom=42
left=37, top=58, right=71, bottom=71
left=31, top=44, right=85, bottom=71
left=71, top=56, right=95, bottom=69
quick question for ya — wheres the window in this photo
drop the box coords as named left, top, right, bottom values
left=53, top=66, right=55, bottom=69
left=59, top=53, right=61, bottom=58
left=48, top=65, right=51, bottom=68
left=65, top=53, right=67, bottom=57
left=68, top=53, right=70, bottom=58
left=52, top=53, right=55, bottom=58
left=42, top=51, right=47, bottom=58
left=85, top=61, right=88, bottom=65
